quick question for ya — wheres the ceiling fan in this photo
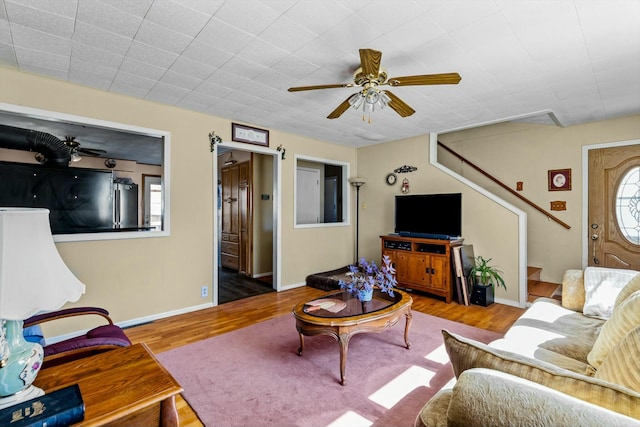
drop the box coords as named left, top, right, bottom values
left=64, top=136, right=107, bottom=162
left=288, top=48, right=461, bottom=121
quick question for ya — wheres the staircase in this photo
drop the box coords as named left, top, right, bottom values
left=527, top=266, right=561, bottom=303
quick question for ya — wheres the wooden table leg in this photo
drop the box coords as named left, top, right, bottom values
left=404, top=310, right=413, bottom=349
left=338, top=332, right=350, bottom=386
left=297, top=332, right=305, bottom=356
left=161, top=395, right=179, bottom=427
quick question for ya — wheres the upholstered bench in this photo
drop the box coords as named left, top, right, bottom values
left=305, top=266, right=350, bottom=291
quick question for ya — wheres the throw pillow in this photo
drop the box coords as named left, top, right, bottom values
left=447, top=368, right=640, bottom=427
left=561, top=269, right=585, bottom=312
left=583, top=267, right=639, bottom=319
left=595, top=326, right=640, bottom=393
left=614, top=273, right=640, bottom=309
left=588, top=290, right=640, bottom=369
left=442, top=329, right=640, bottom=418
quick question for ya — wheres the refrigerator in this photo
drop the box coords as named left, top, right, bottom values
left=113, top=178, right=138, bottom=229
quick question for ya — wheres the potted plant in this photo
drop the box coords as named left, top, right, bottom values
left=470, top=256, right=506, bottom=290
left=339, top=255, right=397, bottom=301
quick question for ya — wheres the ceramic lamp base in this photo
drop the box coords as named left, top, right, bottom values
left=0, top=384, right=44, bottom=409
left=0, top=320, right=44, bottom=409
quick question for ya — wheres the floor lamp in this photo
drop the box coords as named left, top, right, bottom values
left=349, top=177, right=367, bottom=263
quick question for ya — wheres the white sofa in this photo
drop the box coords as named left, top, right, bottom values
left=415, top=267, right=640, bottom=427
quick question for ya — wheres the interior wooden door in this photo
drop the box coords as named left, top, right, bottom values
left=221, top=164, right=240, bottom=270
left=588, top=144, right=640, bottom=269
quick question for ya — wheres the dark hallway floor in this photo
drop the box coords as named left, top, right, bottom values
left=218, top=267, right=275, bottom=304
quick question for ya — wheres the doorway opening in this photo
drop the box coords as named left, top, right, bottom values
left=214, top=144, right=280, bottom=305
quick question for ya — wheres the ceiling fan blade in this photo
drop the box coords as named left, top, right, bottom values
left=288, top=83, right=353, bottom=92
left=386, top=72, right=461, bottom=87
left=384, top=91, right=416, bottom=117
left=327, top=97, right=353, bottom=119
left=359, top=48, right=382, bottom=79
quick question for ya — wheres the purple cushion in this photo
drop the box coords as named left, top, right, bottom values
left=43, top=325, right=131, bottom=357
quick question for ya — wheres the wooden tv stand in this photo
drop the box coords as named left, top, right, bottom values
left=381, top=235, right=463, bottom=303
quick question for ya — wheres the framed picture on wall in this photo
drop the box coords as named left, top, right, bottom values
left=232, top=123, right=269, bottom=147
left=548, top=169, right=571, bottom=191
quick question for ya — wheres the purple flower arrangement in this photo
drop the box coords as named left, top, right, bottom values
left=339, top=255, right=398, bottom=301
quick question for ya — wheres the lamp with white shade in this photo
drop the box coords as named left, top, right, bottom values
left=0, top=208, right=86, bottom=409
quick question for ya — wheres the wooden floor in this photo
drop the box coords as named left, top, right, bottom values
left=125, top=286, right=526, bottom=427
left=218, top=267, right=274, bottom=304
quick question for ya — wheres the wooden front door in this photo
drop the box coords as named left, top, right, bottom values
left=588, top=144, right=640, bottom=269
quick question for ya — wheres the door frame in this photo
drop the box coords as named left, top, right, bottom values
left=581, top=138, right=640, bottom=268
left=212, top=141, right=282, bottom=306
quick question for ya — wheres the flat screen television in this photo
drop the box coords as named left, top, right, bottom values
left=394, top=193, right=462, bottom=239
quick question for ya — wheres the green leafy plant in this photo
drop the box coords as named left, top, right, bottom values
left=470, top=256, right=506, bottom=290
left=339, top=255, right=397, bottom=299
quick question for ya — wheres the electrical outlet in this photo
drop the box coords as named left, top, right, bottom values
left=201, top=286, right=209, bottom=298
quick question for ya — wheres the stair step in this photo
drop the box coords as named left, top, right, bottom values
left=527, top=266, right=562, bottom=303
left=527, top=266, right=542, bottom=282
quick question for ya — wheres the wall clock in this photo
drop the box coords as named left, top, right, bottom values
left=386, top=173, right=397, bottom=185
left=548, top=169, right=571, bottom=191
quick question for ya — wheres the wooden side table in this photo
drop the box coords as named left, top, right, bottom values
left=34, top=343, right=183, bottom=427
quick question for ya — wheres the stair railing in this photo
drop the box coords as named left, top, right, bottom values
left=438, top=141, right=571, bottom=229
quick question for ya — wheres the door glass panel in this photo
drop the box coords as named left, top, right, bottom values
left=616, top=166, right=640, bottom=244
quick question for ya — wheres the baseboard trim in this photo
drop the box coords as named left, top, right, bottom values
left=252, top=272, right=273, bottom=279
left=46, top=302, right=215, bottom=345
left=280, top=281, right=305, bottom=291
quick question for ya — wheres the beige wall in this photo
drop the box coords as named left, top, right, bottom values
left=356, top=135, right=521, bottom=304
left=253, top=153, right=274, bottom=276
left=0, top=67, right=356, bottom=336
left=438, top=114, right=640, bottom=283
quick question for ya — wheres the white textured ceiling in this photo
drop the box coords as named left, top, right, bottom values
left=0, top=0, right=639, bottom=149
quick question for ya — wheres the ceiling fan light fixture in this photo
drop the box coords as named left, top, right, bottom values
left=365, top=87, right=380, bottom=104
left=379, top=91, right=391, bottom=107
left=224, top=151, right=238, bottom=166
left=70, top=150, right=82, bottom=163
left=363, top=100, right=375, bottom=113
left=348, top=92, right=365, bottom=109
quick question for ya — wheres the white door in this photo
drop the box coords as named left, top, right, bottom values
left=143, top=175, right=162, bottom=230
left=296, top=167, right=320, bottom=224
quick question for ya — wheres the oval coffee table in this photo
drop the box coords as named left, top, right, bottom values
left=292, top=288, right=413, bottom=385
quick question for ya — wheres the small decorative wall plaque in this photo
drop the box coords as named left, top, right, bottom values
left=550, top=201, right=566, bottom=211
left=394, top=165, right=417, bottom=174
left=232, top=123, right=269, bottom=147
left=548, top=169, right=571, bottom=191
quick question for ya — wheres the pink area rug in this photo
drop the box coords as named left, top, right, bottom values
left=157, top=311, right=501, bottom=427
